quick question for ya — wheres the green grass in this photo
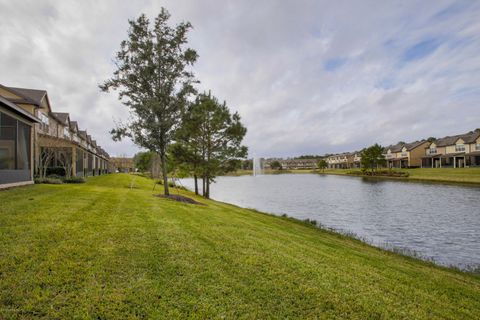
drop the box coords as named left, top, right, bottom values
left=0, top=174, right=479, bottom=318
left=318, top=167, right=480, bottom=184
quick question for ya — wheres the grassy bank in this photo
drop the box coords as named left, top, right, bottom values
left=0, top=174, right=479, bottom=318
left=317, top=167, right=480, bottom=184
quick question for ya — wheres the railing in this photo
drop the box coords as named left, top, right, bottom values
left=455, top=145, right=465, bottom=152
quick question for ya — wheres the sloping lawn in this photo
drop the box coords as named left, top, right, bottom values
left=0, top=174, right=479, bottom=319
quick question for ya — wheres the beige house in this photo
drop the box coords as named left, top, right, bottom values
left=385, top=140, right=429, bottom=168
left=422, top=131, right=480, bottom=168
left=0, top=84, right=110, bottom=180
left=326, top=152, right=361, bottom=169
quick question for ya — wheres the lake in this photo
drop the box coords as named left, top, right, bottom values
left=180, top=174, right=480, bottom=269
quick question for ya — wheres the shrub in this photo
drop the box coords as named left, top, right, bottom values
left=46, top=167, right=66, bottom=177
left=47, top=174, right=64, bottom=180
left=35, top=177, right=63, bottom=184
left=63, top=177, right=86, bottom=184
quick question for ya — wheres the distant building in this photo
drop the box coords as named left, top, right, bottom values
left=110, top=157, right=135, bottom=173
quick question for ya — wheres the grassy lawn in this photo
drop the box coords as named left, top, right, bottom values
left=0, top=174, right=479, bottom=318
left=317, top=167, right=480, bottom=184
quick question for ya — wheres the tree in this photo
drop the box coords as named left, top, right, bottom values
left=317, top=159, right=328, bottom=172
left=241, top=159, right=253, bottom=170
left=178, top=92, right=247, bottom=198
left=134, top=151, right=154, bottom=173
left=426, top=137, right=436, bottom=143
left=360, top=144, right=386, bottom=174
left=100, top=9, right=198, bottom=196
left=270, top=160, right=282, bottom=170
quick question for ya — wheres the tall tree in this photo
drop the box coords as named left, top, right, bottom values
left=100, top=8, right=198, bottom=195
left=179, top=92, right=247, bottom=198
left=360, top=144, right=386, bottom=174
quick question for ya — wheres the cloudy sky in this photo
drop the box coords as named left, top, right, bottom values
left=1, top=0, right=479, bottom=157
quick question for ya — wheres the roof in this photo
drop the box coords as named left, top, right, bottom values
left=433, top=131, right=480, bottom=147
left=467, top=151, right=480, bottom=156
left=386, top=143, right=403, bottom=153
left=404, top=140, right=428, bottom=151
left=4, top=86, right=47, bottom=106
left=78, top=130, right=87, bottom=140
left=69, top=121, right=78, bottom=131
left=0, top=96, right=40, bottom=123
left=51, top=112, right=69, bottom=125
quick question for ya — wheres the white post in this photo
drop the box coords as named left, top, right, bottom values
left=454, top=156, right=456, bottom=168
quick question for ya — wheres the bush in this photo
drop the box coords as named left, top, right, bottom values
left=47, top=174, right=64, bottom=180
left=35, top=177, right=63, bottom=184
left=46, top=167, right=66, bottom=177
left=63, top=177, right=86, bottom=184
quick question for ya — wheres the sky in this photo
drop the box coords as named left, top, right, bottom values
left=1, top=0, right=479, bottom=158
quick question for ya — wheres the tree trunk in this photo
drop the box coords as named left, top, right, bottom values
left=193, top=174, right=198, bottom=195
left=206, top=175, right=210, bottom=199
left=160, top=152, right=169, bottom=196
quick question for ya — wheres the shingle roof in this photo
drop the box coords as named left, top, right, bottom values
left=434, top=132, right=480, bottom=147
left=51, top=112, right=69, bottom=125
left=0, top=96, right=40, bottom=123
left=78, top=130, right=87, bottom=140
left=386, top=143, right=404, bottom=153
left=69, top=121, right=78, bottom=131
left=6, top=86, right=47, bottom=106
left=404, top=140, right=428, bottom=151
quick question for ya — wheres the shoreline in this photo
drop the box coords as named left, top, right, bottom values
left=227, top=168, right=480, bottom=186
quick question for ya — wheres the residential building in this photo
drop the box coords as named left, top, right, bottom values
left=0, top=84, right=110, bottom=183
left=385, top=140, right=429, bottom=168
left=263, top=158, right=318, bottom=170
left=0, top=96, right=40, bottom=188
left=422, top=131, right=480, bottom=168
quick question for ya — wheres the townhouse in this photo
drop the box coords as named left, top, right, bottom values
left=326, top=152, right=361, bottom=169
left=385, top=140, right=430, bottom=168
left=263, top=158, right=318, bottom=170
left=422, top=131, right=480, bottom=168
left=0, top=84, right=110, bottom=188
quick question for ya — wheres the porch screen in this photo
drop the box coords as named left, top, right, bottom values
left=17, top=121, right=31, bottom=170
left=0, top=111, right=16, bottom=170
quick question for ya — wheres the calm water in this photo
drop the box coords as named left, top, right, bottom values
left=181, top=174, right=480, bottom=269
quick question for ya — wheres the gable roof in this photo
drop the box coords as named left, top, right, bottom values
left=386, top=143, right=404, bottom=153
left=78, top=130, right=87, bottom=140
left=0, top=96, right=40, bottom=123
left=404, top=140, right=428, bottom=151
left=51, top=112, right=69, bottom=125
left=69, top=121, right=79, bottom=132
left=434, top=131, right=480, bottom=147
left=2, top=85, right=47, bottom=106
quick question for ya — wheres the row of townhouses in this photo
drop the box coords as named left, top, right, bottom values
left=263, top=158, right=319, bottom=170
left=325, top=152, right=362, bottom=169
left=0, top=84, right=110, bottom=189
left=326, top=130, right=480, bottom=169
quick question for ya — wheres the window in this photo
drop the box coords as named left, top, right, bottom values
left=39, top=113, right=49, bottom=132
left=16, top=121, right=30, bottom=170
left=0, top=111, right=31, bottom=171
left=429, top=148, right=437, bottom=155
left=63, top=126, right=70, bottom=139
left=476, top=144, right=480, bottom=151
left=0, top=112, right=16, bottom=169
left=455, top=144, right=465, bottom=152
